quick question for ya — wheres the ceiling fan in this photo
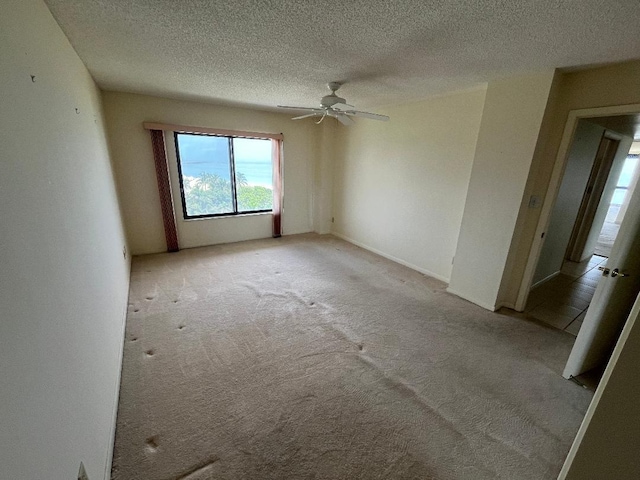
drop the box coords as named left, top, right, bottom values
left=277, top=82, right=390, bottom=125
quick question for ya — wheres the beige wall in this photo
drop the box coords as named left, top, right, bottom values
left=313, top=120, right=338, bottom=234
left=0, top=1, right=130, bottom=479
left=331, top=87, right=487, bottom=282
left=103, top=92, right=320, bottom=254
left=500, top=61, right=640, bottom=308
left=448, top=71, right=556, bottom=309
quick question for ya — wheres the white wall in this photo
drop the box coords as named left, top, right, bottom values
left=331, top=87, right=487, bottom=282
left=448, top=71, right=555, bottom=309
left=533, top=120, right=605, bottom=284
left=0, top=2, right=130, bottom=479
left=102, top=92, right=319, bottom=254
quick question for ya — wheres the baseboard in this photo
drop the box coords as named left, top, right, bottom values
left=331, top=231, right=450, bottom=284
left=531, top=270, right=560, bottom=290
left=445, top=287, right=498, bottom=312
left=283, top=228, right=314, bottom=236
left=499, top=302, right=516, bottom=311
left=103, top=259, right=131, bottom=480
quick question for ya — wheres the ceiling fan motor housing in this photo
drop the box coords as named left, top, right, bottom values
left=319, top=82, right=346, bottom=108
left=320, top=93, right=346, bottom=108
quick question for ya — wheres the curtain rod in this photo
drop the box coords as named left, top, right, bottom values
left=143, top=122, right=283, bottom=141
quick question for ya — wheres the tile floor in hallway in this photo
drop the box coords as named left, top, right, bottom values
left=526, top=255, right=608, bottom=336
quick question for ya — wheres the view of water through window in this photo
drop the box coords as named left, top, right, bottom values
left=176, top=134, right=273, bottom=217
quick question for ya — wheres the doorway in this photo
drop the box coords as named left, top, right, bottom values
left=565, top=134, right=621, bottom=262
left=522, top=112, right=640, bottom=386
left=525, top=121, right=635, bottom=330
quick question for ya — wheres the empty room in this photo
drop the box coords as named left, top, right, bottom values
left=3, top=1, right=640, bottom=479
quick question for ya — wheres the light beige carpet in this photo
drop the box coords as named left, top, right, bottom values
left=112, top=234, right=591, bottom=480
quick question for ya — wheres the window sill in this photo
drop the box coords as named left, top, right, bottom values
left=182, top=211, right=273, bottom=222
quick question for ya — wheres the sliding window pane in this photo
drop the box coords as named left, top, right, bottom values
left=233, top=138, right=273, bottom=212
left=176, top=134, right=233, bottom=216
left=611, top=187, right=627, bottom=205
left=617, top=156, right=638, bottom=188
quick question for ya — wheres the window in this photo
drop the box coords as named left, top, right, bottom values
left=175, top=132, right=274, bottom=218
left=611, top=154, right=639, bottom=206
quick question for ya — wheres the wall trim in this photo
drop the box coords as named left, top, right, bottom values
left=331, top=231, right=450, bottom=284
left=531, top=270, right=561, bottom=290
left=446, top=287, right=498, bottom=311
left=284, top=228, right=314, bottom=236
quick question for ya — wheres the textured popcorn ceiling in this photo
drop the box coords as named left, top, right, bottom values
left=45, top=0, right=640, bottom=110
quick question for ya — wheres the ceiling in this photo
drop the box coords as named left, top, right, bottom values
left=589, top=114, right=640, bottom=141
left=44, top=0, right=640, bottom=110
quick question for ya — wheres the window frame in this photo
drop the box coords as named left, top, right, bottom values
left=174, top=131, right=274, bottom=220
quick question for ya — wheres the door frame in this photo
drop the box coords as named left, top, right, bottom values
left=565, top=134, right=620, bottom=263
left=515, top=103, right=640, bottom=311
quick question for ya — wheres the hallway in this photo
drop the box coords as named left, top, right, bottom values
left=526, top=255, right=607, bottom=335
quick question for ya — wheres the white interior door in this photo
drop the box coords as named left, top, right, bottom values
left=564, top=177, right=640, bottom=378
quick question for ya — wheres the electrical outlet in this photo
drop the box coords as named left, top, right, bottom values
left=123, top=245, right=127, bottom=260
left=78, top=462, right=89, bottom=480
left=331, top=217, right=334, bottom=223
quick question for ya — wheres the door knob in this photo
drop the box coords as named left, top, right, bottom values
left=611, top=268, right=629, bottom=278
left=598, top=266, right=610, bottom=276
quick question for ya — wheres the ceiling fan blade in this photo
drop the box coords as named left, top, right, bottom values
left=344, top=110, right=390, bottom=121
left=332, top=102, right=356, bottom=111
left=336, top=113, right=355, bottom=126
left=277, top=105, right=324, bottom=113
left=291, top=113, right=321, bottom=120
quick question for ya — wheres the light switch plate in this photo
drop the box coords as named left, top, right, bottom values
left=528, top=195, right=542, bottom=209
